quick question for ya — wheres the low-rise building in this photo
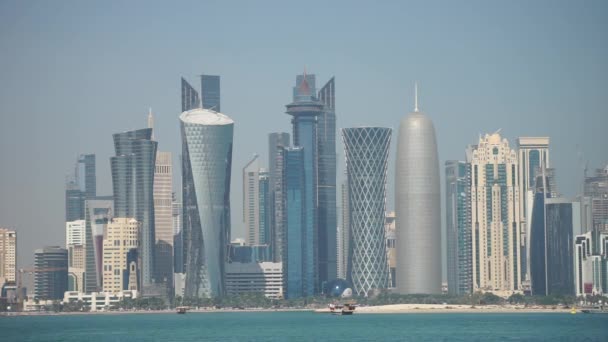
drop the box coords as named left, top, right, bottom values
left=225, top=262, right=283, bottom=299
left=63, top=290, right=138, bottom=312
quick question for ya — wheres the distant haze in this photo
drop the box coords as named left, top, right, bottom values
left=1, top=1, right=606, bottom=277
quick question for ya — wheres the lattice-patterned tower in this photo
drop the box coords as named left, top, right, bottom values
left=342, top=127, right=391, bottom=296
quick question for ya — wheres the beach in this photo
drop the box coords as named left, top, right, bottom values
left=315, top=303, right=573, bottom=314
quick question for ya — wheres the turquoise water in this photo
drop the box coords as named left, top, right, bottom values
left=1, top=311, right=606, bottom=341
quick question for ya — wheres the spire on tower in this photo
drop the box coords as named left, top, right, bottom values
left=148, top=107, right=155, bottom=139
left=414, top=82, right=419, bottom=112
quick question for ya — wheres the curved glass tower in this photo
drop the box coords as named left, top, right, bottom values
left=342, top=127, right=391, bottom=296
left=180, top=108, right=234, bottom=297
left=395, top=86, right=441, bottom=294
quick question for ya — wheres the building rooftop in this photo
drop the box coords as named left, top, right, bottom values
left=180, top=108, right=234, bottom=126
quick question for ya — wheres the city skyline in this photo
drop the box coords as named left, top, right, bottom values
left=0, top=1, right=606, bottom=276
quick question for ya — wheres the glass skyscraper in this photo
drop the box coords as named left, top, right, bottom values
left=283, top=147, right=314, bottom=298
left=65, top=154, right=96, bottom=221
left=201, top=74, right=221, bottom=112
left=181, top=77, right=200, bottom=112
left=286, top=72, right=323, bottom=292
left=180, top=108, right=234, bottom=298
left=445, top=160, right=472, bottom=295
left=34, top=246, right=68, bottom=300
left=84, top=197, right=113, bottom=293
left=268, top=132, right=290, bottom=262
left=259, top=170, right=270, bottom=246
left=342, top=127, right=391, bottom=296
left=111, top=128, right=157, bottom=290
left=317, top=77, right=337, bottom=286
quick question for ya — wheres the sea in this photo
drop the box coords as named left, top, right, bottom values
left=1, top=311, right=606, bottom=341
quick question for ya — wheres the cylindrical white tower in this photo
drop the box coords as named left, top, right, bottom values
left=180, top=108, right=234, bottom=297
left=395, top=86, right=441, bottom=294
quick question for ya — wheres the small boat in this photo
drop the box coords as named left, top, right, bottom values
left=176, top=306, right=188, bottom=314
left=329, top=303, right=356, bottom=315
left=580, top=305, right=608, bottom=314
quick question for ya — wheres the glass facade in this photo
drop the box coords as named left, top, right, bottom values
left=111, top=128, right=157, bottom=289
left=78, top=154, right=96, bottom=198
left=445, top=160, right=472, bottom=295
left=259, top=171, right=270, bottom=246
left=84, top=197, right=113, bottom=293
left=286, top=73, right=323, bottom=292
left=283, top=147, right=314, bottom=298
left=65, top=154, right=96, bottom=221
left=34, top=247, right=68, bottom=300
left=181, top=77, right=200, bottom=112
left=342, top=127, right=391, bottom=296
left=180, top=108, right=234, bottom=298
left=268, top=132, right=290, bottom=262
left=201, top=75, right=221, bottom=112
left=317, top=77, right=337, bottom=286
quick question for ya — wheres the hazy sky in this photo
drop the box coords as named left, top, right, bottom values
left=1, top=0, right=606, bottom=269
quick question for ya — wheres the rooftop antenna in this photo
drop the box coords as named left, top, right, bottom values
left=414, top=82, right=419, bottom=112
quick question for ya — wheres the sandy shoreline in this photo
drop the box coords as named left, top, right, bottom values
left=0, top=308, right=312, bottom=317
left=315, top=304, right=572, bottom=314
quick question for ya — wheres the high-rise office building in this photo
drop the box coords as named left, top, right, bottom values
left=201, top=74, right=221, bottom=111
left=385, top=212, right=397, bottom=288
left=67, top=244, right=85, bottom=292
left=154, top=151, right=173, bottom=285
left=111, top=128, right=157, bottom=290
left=574, top=230, right=608, bottom=296
left=65, top=182, right=85, bottom=222
left=243, top=155, right=261, bottom=245
left=78, top=154, right=97, bottom=199
left=84, top=197, right=113, bottom=293
left=286, top=71, right=323, bottom=292
left=530, top=196, right=580, bottom=296
left=517, top=137, right=550, bottom=283
left=181, top=107, right=234, bottom=298
left=172, top=194, right=183, bottom=274
left=181, top=77, right=200, bottom=112
left=34, top=246, right=68, bottom=300
left=259, top=170, right=271, bottom=246
left=0, top=228, right=17, bottom=286
left=65, top=154, right=96, bottom=221
left=342, top=127, right=391, bottom=296
left=317, top=77, right=337, bottom=286
left=66, top=220, right=85, bottom=246
left=395, top=85, right=441, bottom=294
left=470, top=132, right=522, bottom=295
left=103, top=218, right=140, bottom=294
left=337, top=180, right=350, bottom=280
left=268, top=132, right=290, bottom=262
left=283, top=147, right=314, bottom=298
left=445, top=160, right=472, bottom=295
left=584, top=164, right=608, bottom=232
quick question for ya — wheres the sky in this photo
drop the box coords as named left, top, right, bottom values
left=1, top=0, right=607, bottom=271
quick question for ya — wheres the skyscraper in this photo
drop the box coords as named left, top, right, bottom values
left=172, top=194, right=183, bottom=274
left=342, top=127, right=391, bottom=296
left=268, top=132, right=290, bottom=262
left=65, top=182, right=85, bottom=221
left=154, top=151, right=173, bottom=285
left=66, top=220, right=85, bottom=246
left=584, top=164, right=608, bottom=232
left=78, top=154, right=97, bottom=199
left=84, top=197, right=113, bottom=293
left=395, top=85, right=441, bottom=294
left=470, top=132, right=522, bottom=295
left=34, top=246, right=68, bottom=300
left=574, top=230, right=608, bottom=296
left=259, top=169, right=271, bottom=246
left=111, top=128, right=157, bottom=290
left=445, top=160, right=472, bottom=295
left=201, top=74, right=221, bottom=111
left=337, top=179, right=350, bottom=280
left=283, top=146, right=314, bottom=298
left=0, top=228, right=17, bottom=287
left=517, top=137, right=550, bottom=282
left=243, top=155, right=261, bottom=245
left=103, top=218, right=140, bottom=294
left=181, top=77, right=200, bottom=112
left=180, top=107, right=234, bottom=298
left=317, top=77, right=337, bottom=285
left=530, top=196, right=580, bottom=296
left=286, top=71, right=323, bottom=292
